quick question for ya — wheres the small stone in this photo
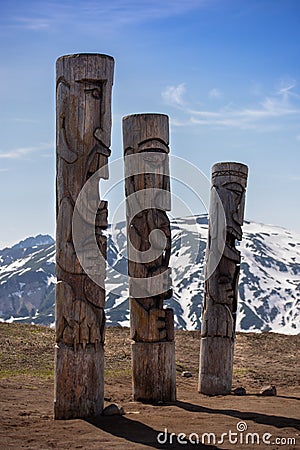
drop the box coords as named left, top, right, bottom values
left=181, top=371, right=192, bottom=378
left=259, top=385, right=277, bottom=396
left=233, top=387, right=246, bottom=396
left=102, top=404, right=125, bottom=416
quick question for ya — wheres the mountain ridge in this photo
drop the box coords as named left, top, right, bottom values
left=0, top=215, right=299, bottom=334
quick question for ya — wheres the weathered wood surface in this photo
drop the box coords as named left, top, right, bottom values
left=199, top=162, right=248, bottom=395
left=123, top=113, right=176, bottom=402
left=54, top=344, right=104, bottom=419
left=132, top=341, right=176, bottom=402
left=54, top=53, right=114, bottom=419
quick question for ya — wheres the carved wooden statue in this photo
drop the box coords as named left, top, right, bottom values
left=123, top=113, right=176, bottom=402
left=54, top=53, right=114, bottom=419
left=199, top=162, right=248, bottom=395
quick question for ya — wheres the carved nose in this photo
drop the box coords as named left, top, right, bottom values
left=233, top=210, right=243, bottom=225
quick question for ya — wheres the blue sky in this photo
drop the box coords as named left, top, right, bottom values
left=0, top=0, right=300, bottom=248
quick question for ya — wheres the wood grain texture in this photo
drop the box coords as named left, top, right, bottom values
left=54, top=344, right=104, bottom=419
left=132, top=342, right=176, bottom=402
left=199, top=162, right=248, bottom=395
left=55, top=53, right=114, bottom=419
left=123, top=113, right=176, bottom=402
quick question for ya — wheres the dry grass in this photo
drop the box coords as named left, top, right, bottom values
left=0, top=323, right=299, bottom=391
left=0, top=323, right=54, bottom=378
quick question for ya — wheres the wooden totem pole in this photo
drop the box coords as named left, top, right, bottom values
left=123, top=114, right=176, bottom=402
left=199, top=162, right=248, bottom=395
left=54, top=54, right=114, bottom=419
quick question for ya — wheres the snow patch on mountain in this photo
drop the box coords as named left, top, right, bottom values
left=0, top=216, right=299, bottom=333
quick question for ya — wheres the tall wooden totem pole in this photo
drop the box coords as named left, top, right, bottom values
left=54, top=54, right=114, bottom=419
left=123, top=114, right=176, bottom=402
left=199, top=162, right=248, bottom=395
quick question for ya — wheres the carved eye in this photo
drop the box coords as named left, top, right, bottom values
left=84, top=88, right=101, bottom=99
left=218, top=275, right=231, bottom=284
left=223, top=182, right=244, bottom=195
left=92, top=88, right=101, bottom=99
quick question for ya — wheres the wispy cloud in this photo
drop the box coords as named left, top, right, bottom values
left=0, top=143, right=53, bottom=160
left=3, top=0, right=209, bottom=31
left=276, top=77, right=300, bottom=100
left=209, top=88, right=222, bottom=99
left=278, top=83, right=296, bottom=96
left=81, top=0, right=209, bottom=24
left=162, top=83, right=186, bottom=107
left=163, top=81, right=300, bottom=130
left=13, top=17, right=50, bottom=30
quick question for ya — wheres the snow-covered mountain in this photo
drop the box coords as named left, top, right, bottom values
left=0, top=216, right=299, bottom=334
left=0, top=235, right=56, bottom=325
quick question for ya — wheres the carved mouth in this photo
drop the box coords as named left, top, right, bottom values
left=223, top=240, right=241, bottom=262
left=227, top=226, right=242, bottom=241
left=227, top=243, right=240, bottom=256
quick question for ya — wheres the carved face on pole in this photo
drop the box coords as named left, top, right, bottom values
left=57, top=60, right=113, bottom=201
left=212, top=163, right=248, bottom=242
left=208, top=271, right=234, bottom=305
left=200, top=161, right=248, bottom=396
left=123, top=114, right=171, bottom=263
left=55, top=54, right=114, bottom=420
left=123, top=114, right=173, bottom=331
left=56, top=55, right=114, bottom=277
left=123, top=115, right=170, bottom=207
left=203, top=162, right=248, bottom=335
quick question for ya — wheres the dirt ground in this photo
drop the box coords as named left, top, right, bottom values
left=0, top=324, right=299, bottom=449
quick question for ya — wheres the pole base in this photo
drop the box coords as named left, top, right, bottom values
left=54, top=343, right=104, bottom=419
left=198, top=336, right=234, bottom=395
left=132, top=341, right=176, bottom=403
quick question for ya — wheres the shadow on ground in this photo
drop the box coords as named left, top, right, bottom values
left=87, top=415, right=221, bottom=449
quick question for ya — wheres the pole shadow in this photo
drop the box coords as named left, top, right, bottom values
left=256, top=394, right=300, bottom=401
left=174, top=400, right=300, bottom=431
left=86, top=415, right=221, bottom=449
